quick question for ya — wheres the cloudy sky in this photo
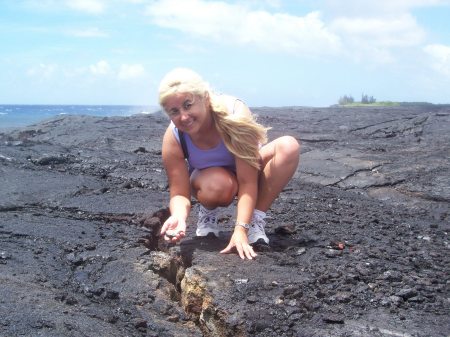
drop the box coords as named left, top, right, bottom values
left=1, top=0, right=449, bottom=107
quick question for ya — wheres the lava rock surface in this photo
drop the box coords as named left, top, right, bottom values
left=0, top=106, right=449, bottom=337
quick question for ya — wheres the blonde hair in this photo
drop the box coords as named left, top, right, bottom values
left=158, top=68, right=268, bottom=169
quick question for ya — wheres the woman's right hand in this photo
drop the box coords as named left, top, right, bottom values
left=160, top=215, right=186, bottom=243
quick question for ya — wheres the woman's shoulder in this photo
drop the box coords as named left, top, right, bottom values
left=216, top=94, right=246, bottom=114
left=168, top=121, right=180, bottom=142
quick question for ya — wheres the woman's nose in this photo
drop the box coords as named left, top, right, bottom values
left=179, top=109, right=190, bottom=121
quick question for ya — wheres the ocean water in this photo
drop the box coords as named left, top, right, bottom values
left=0, top=105, right=160, bottom=129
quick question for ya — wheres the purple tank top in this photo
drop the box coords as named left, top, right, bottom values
left=170, top=94, right=239, bottom=172
left=172, top=124, right=236, bottom=172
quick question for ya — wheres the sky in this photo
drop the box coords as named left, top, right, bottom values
left=1, top=0, right=449, bottom=107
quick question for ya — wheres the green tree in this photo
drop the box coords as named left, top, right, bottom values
left=361, top=93, right=376, bottom=104
left=338, top=95, right=354, bottom=105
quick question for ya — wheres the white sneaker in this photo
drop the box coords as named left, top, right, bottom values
left=195, top=205, right=220, bottom=237
left=248, top=210, right=269, bottom=244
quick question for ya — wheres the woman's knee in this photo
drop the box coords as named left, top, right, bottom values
left=191, top=167, right=237, bottom=206
left=277, top=136, right=300, bottom=162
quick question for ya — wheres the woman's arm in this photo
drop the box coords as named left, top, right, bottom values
left=220, top=156, right=259, bottom=259
left=235, top=156, right=259, bottom=225
left=161, top=126, right=191, bottom=242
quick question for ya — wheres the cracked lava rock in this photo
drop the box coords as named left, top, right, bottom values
left=0, top=105, right=449, bottom=337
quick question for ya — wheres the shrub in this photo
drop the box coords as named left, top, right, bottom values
left=338, top=95, right=354, bottom=105
left=361, top=93, right=376, bottom=104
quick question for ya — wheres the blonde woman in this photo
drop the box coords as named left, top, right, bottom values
left=159, top=68, right=300, bottom=260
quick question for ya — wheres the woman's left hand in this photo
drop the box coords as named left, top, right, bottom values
left=220, top=227, right=257, bottom=260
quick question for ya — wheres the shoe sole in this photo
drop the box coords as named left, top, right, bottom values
left=195, top=232, right=219, bottom=238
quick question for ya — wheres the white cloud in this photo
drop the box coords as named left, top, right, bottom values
left=424, top=44, right=450, bottom=76
left=329, top=13, right=426, bottom=63
left=325, top=0, right=450, bottom=15
left=145, top=0, right=342, bottom=56
left=90, top=60, right=111, bottom=75
left=118, top=64, right=145, bottom=80
left=65, top=0, right=106, bottom=14
left=27, top=63, right=58, bottom=78
left=323, top=0, right=444, bottom=65
left=23, top=0, right=107, bottom=14
left=331, top=14, right=425, bottom=48
left=67, top=27, right=109, bottom=38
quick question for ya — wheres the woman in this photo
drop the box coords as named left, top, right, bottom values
left=159, top=68, right=300, bottom=260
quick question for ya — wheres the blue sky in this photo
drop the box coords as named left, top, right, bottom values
left=1, top=0, right=449, bottom=107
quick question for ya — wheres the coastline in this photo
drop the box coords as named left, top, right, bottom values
left=0, top=104, right=161, bottom=130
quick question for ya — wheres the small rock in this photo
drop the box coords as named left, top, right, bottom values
left=329, top=241, right=345, bottom=250
left=234, top=278, right=248, bottom=285
left=389, top=295, right=402, bottom=306
left=325, top=249, right=342, bottom=258
left=167, top=314, right=180, bottom=322
left=331, top=292, right=352, bottom=303
left=0, top=251, right=11, bottom=259
left=66, top=253, right=84, bottom=266
left=322, top=314, right=344, bottom=324
left=121, top=182, right=133, bottom=189
left=84, top=244, right=96, bottom=251
left=133, top=147, right=148, bottom=153
left=247, top=295, right=258, bottom=304
left=139, top=216, right=161, bottom=228
left=34, top=155, right=69, bottom=166
left=132, top=318, right=147, bottom=329
left=408, top=295, right=425, bottom=303
left=65, top=296, right=78, bottom=305
left=381, top=295, right=402, bottom=307
left=104, top=290, right=120, bottom=300
left=296, top=247, right=306, bottom=255
left=289, top=313, right=302, bottom=321
left=396, top=288, right=418, bottom=300
left=0, top=251, right=11, bottom=264
left=274, top=223, right=297, bottom=235
left=287, top=299, right=297, bottom=306
left=380, top=270, right=403, bottom=282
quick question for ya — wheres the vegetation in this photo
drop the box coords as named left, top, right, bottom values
left=338, top=95, right=354, bottom=105
left=361, top=93, right=376, bottom=104
left=338, top=93, right=399, bottom=107
left=336, top=95, right=447, bottom=107
left=342, top=101, right=400, bottom=107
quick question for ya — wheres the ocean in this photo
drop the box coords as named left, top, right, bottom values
left=0, top=105, right=161, bottom=130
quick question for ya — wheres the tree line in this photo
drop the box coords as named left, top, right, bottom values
left=339, top=94, right=376, bottom=105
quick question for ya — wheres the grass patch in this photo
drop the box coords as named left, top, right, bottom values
left=340, top=101, right=400, bottom=107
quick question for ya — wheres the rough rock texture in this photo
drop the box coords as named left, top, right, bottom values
left=0, top=106, right=449, bottom=337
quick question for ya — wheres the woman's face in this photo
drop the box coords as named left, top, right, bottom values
left=163, top=92, right=210, bottom=134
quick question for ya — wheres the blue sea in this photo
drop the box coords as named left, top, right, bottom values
left=0, top=105, right=161, bottom=130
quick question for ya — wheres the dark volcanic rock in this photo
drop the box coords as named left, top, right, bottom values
left=0, top=107, right=449, bottom=337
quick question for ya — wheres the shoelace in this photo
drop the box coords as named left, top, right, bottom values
left=198, top=207, right=218, bottom=226
left=251, top=217, right=265, bottom=230
left=199, top=215, right=217, bottom=225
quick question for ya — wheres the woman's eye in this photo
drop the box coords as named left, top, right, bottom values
left=168, top=109, right=179, bottom=117
left=183, top=101, right=192, bottom=110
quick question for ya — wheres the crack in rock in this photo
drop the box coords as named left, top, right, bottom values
left=144, top=209, right=247, bottom=337
left=350, top=116, right=428, bottom=138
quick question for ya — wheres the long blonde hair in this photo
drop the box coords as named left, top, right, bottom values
left=158, top=68, right=268, bottom=169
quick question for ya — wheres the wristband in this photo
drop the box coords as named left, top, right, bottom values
left=235, top=221, right=250, bottom=230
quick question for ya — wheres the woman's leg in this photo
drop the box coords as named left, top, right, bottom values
left=190, top=167, right=238, bottom=209
left=256, top=136, right=300, bottom=212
